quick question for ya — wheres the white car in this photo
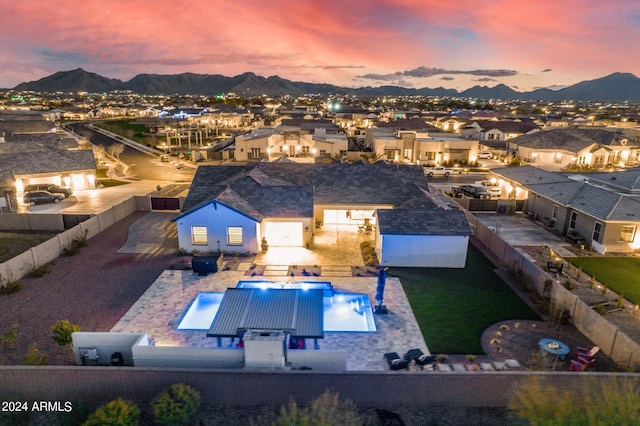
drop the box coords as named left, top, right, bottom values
left=478, top=151, right=493, bottom=159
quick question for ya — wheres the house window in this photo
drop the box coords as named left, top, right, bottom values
left=592, top=222, right=602, bottom=242
left=319, top=149, right=326, bottom=156
left=191, top=226, right=208, bottom=245
left=552, top=205, right=559, bottom=220
left=227, top=227, right=243, bottom=245
left=620, top=226, right=636, bottom=242
left=289, top=145, right=296, bottom=156
left=251, top=147, right=261, bottom=158
left=569, top=212, right=577, bottom=229
left=301, top=146, right=310, bottom=153
left=385, top=149, right=395, bottom=160
left=425, top=152, right=436, bottom=161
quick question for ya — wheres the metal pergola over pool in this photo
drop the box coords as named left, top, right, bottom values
left=206, top=287, right=325, bottom=341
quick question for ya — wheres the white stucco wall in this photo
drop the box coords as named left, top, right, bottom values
left=175, top=202, right=259, bottom=254
left=377, top=234, right=469, bottom=268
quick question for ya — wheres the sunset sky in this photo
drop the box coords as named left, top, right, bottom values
left=1, top=0, right=639, bottom=92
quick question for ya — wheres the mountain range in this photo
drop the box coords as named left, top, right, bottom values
left=10, top=68, right=640, bottom=102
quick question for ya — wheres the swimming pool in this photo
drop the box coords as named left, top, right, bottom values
left=176, top=292, right=224, bottom=330
left=176, top=282, right=377, bottom=332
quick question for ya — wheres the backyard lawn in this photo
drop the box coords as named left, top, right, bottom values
left=567, top=256, right=640, bottom=305
left=391, top=244, right=540, bottom=355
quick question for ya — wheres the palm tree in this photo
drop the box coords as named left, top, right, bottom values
left=359, top=152, right=384, bottom=164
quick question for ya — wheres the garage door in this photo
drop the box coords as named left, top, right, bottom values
left=265, top=222, right=303, bottom=247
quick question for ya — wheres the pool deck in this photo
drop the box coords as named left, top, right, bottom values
left=111, top=267, right=428, bottom=371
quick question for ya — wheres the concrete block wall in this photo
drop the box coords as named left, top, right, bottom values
left=472, top=214, right=640, bottom=367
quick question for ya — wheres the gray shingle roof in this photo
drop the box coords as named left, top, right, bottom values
left=0, top=149, right=95, bottom=175
left=491, top=165, right=569, bottom=185
left=181, top=162, right=435, bottom=217
left=578, top=167, right=640, bottom=194
left=377, top=209, right=472, bottom=236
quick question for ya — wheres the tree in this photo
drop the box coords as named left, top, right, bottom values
left=51, top=319, right=80, bottom=350
left=151, top=383, right=201, bottom=426
left=108, top=144, right=125, bottom=160
left=359, top=152, right=384, bottom=164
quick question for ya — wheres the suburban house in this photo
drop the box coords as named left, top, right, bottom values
left=173, top=162, right=472, bottom=267
left=233, top=122, right=348, bottom=162
left=365, top=126, right=479, bottom=165
left=461, top=120, right=540, bottom=143
left=0, top=134, right=97, bottom=196
left=489, top=165, right=640, bottom=254
left=506, top=128, right=640, bottom=169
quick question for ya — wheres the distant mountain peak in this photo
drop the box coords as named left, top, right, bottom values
left=10, top=69, right=640, bottom=102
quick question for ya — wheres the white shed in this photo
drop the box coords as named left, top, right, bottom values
left=375, top=209, right=472, bottom=268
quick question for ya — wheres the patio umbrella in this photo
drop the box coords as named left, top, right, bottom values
left=375, top=267, right=388, bottom=305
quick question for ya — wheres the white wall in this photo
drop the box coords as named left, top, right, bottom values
left=72, top=332, right=148, bottom=366
left=175, top=202, right=259, bottom=253
left=378, top=235, right=469, bottom=268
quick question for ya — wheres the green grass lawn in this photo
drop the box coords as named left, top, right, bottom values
left=567, top=257, right=640, bottom=305
left=390, top=244, right=540, bottom=354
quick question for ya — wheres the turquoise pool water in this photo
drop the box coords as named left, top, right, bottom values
left=177, top=281, right=377, bottom=332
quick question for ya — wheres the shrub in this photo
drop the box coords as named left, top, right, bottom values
left=25, top=344, right=48, bottom=365
left=151, top=383, right=201, bottom=426
left=0, top=281, right=22, bottom=295
left=83, top=398, right=140, bottom=426
left=275, top=391, right=365, bottom=426
left=51, top=320, right=80, bottom=348
left=510, top=376, right=640, bottom=425
left=30, top=264, right=51, bottom=278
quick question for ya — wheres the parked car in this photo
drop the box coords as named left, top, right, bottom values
left=423, top=165, right=454, bottom=176
left=23, top=190, right=65, bottom=206
left=475, top=180, right=502, bottom=198
left=451, top=185, right=464, bottom=198
left=459, top=184, right=491, bottom=199
left=477, top=151, right=493, bottom=159
left=24, top=183, right=72, bottom=198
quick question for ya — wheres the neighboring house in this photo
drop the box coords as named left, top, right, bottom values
left=234, top=122, right=347, bottom=162
left=474, top=120, right=539, bottom=142
left=490, top=165, right=640, bottom=254
left=507, top=128, right=640, bottom=169
left=173, top=162, right=472, bottom=267
left=0, top=139, right=96, bottom=193
left=366, top=127, right=479, bottom=165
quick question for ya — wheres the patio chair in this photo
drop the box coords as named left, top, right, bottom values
left=570, top=357, right=595, bottom=372
left=384, top=352, right=410, bottom=371
left=577, top=346, right=600, bottom=360
left=403, top=348, right=437, bottom=370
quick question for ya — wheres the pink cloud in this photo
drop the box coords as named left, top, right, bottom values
left=0, top=0, right=638, bottom=89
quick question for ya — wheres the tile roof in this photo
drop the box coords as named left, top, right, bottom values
left=510, top=128, right=599, bottom=151
left=180, top=162, right=462, bottom=235
left=377, top=209, right=472, bottom=236
left=493, top=166, right=640, bottom=221
left=575, top=167, right=640, bottom=194
left=0, top=149, right=95, bottom=175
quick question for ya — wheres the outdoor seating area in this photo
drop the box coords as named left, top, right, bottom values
left=403, top=348, right=437, bottom=370
left=384, top=352, right=410, bottom=370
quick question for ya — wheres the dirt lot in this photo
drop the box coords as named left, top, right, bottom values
left=0, top=231, right=60, bottom=263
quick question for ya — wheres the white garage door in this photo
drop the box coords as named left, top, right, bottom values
left=265, top=222, right=303, bottom=247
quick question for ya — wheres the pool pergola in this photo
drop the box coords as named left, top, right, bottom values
left=207, top=287, right=325, bottom=349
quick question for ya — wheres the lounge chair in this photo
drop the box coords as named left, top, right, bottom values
left=384, top=352, right=410, bottom=370
left=570, top=357, right=595, bottom=371
left=403, top=348, right=437, bottom=370
left=577, top=346, right=600, bottom=360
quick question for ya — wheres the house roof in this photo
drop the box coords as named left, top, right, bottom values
left=180, top=162, right=436, bottom=219
left=0, top=149, right=95, bottom=175
left=207, top=288, right=324, bottom=339
left=510, top=128, right=599, bottom=152
left=479, top=121, right=539, bottom=134
left=492, top=166, right=640, bottom=221
left=377, top=209, right=472, bottom=236
left=574, top=167, right=640, bottom=194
